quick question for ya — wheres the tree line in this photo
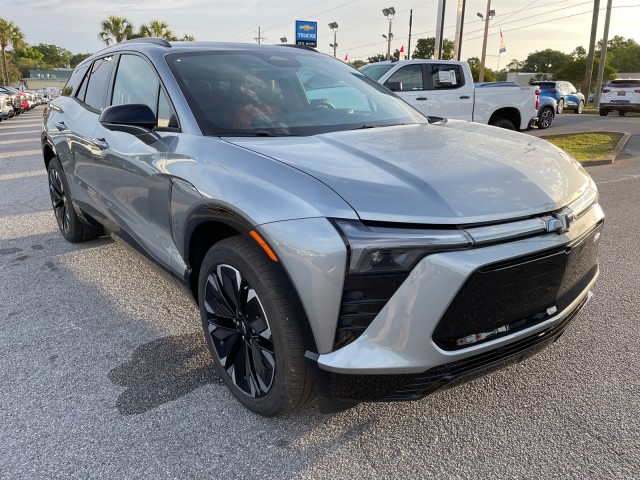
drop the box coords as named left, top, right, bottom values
left=0, top=16, right=194, bottom=84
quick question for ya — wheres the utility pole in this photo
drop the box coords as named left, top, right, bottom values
left=407, top=9, right=413, bottom=60
left=453, top=0, right=467, bottom=61
left=582, top=0, right=600, bottom=97
left=434, top=0, right=446, bottom=60
left=478, top=0, right=492, bottom=82
left=594, top=0, right=613, bottom=109
left=329, top=22, right=339, bottom=58
left=254, top=26, right=266, bottom=44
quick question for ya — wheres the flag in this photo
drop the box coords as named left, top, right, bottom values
left=499, top=29, right=507, bottom=54
left=399, top=45, right=405, bottom=60
left=344, top=53, right=348, bottom=62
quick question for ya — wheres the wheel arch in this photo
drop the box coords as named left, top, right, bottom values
left=42, top=135, right=57, bottom=171
left=488, top=107, right=521, bottom=129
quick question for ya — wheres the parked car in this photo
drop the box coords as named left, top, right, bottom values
left=533, top=95, right=558, bottom=129
left=0, top=86, right=23, bottom=116
left=599, top=78, right=640, bottom=116
left=360, top=60, right=538, bottom=130
left=42, top=40, right=604, bottom=416
left=531, top=80, right=585, bottom=114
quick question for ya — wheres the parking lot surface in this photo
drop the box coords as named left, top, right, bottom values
left=1, top=109, right=639, bottom=479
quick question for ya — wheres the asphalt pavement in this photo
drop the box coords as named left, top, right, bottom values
left=1, top=108, right=639, bottom=479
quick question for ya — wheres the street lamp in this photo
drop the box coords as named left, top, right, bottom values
left=328, top=22, right=339, bottom=58
left=280, top=37, right=287, bottom=44
left=478, top=1, right=495, bottom=82
left=382, top=7, right=395, bottom=60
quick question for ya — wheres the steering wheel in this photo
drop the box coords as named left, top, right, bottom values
left=308, top=100, right=335, bottom=110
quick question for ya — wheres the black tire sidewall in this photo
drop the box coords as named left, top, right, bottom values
left=48, top=157, right=82, bottom=242
left=539, top=107, right=553, bottom=129
left=198, top=236, right=306, bottom=416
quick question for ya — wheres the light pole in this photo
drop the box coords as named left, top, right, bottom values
left=382, top=7, right=395, bottom=60
left=328, top=22, right=338, bottom=58
left=477, top=2, right=495, bottom=82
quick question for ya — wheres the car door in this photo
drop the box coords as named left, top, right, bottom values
left=425, top=63, right=473, bottom=121
left=382, top=64, right=430, bottom=116
left=564, top=82, right=582, bottom=108
left=90, top=53, right=180, bottom=270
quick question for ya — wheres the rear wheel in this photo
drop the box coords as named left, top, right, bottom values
left=557, top=98, right=564, bottom=114
left=619, top=111, right=626, bottom=117
left=198, top=236, right=312, bottom=416
left=47, top=157, right=102, bottom=243
left=538, top=107, right=554, bottom=129
left=599, top=109, right=609, bottom=116
left=574, top=100, right=584, bottom=114
left=490, top=118, right=516, bottom=130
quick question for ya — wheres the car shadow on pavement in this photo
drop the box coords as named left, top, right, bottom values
left=108, top=331, right=224, bottom=416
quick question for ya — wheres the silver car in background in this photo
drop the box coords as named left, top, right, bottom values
left=42, top=39, right=604, bottom=416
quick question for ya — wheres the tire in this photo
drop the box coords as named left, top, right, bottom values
left=599, top=109, right=608, bottom=116
left=491, top=118, right=516, bottom=130
left=619, top=111, right=626, bottom=117
left=538, top=107, right=554, bottom=129
left=557, top=98, right=564, bottom=114
left=198, top=236, right=312, bottom=417
left=47, top=157, right=102, bottom=243
left=574, top=100, right=584, bottom=114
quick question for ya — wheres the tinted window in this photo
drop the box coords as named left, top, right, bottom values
left=62, top=64, right=89, bottom=97
left=609, top=79, right=640, bottom=88
left=430, top=64, right=464, bottom=89
left=385, top=65, right=424, bottom=91
left=359, top=64, right=394, bottom=81
left=84, top=56, right=116, bottom=111
left=112, top=54, right=178, bottom=129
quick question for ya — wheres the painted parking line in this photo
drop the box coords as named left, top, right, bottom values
left=0, top=138, right=37, bottom=145
left=0, top=149, right=41, bottom=159
left=0, top=129, right=41, bottom=137
left=0, top=169, right=46, bottom=181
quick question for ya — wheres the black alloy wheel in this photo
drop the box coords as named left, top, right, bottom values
left=203, top=263, right=275, bottom=398
left=538, top=107, right=554, bottom=129
left=198, top=236, right=312, bottom=416
left=49, top=166, right=70, bottom=235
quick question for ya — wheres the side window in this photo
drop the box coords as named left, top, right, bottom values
left=112, top=54, right=178, bottom=129
left=84, top=56, right=116, bottom=111
left=385, top=65, right=424, bottom=91
left=568, top=83, right=577, bottom=93
left=430, top=64, right=464, bottom=90
left=62, top=65, right=89, bottom=97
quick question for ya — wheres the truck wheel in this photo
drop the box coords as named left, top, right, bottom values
left=491, top=118, right=515, bottom=130
left=557, top=99, right=564, bottom=114
left=599, top=109, right=608, bottom=116
left=574, top=100, right=584, bottom=114
left=619, top=111, right=626, bottom=117
left=538, top=107, right=554, bottom=129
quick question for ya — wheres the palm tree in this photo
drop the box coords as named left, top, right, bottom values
left=98, top=16, right=134, bottom=45
left=139, top=20, right=176, bottom=41
left=181, top=34, right=196, bottom=42
left=0, top=18, right=26, bottom=85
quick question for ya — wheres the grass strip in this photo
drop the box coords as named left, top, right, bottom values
left=544, top=132, right=624, bottom=161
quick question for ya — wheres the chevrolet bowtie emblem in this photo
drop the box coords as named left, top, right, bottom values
left=546, top=207, right=576, bottom=234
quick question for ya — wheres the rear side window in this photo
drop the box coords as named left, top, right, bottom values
left=83, top=56, right=116, bottom=111
left=429, top=64, right=464, bottom=89
left=385, top=65, right=424, bottom=91
left=62, top=65, right=89, bottom=97
left=609, top=80, right=640, bottom=88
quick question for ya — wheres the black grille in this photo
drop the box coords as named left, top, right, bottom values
left=432, top=223, right=602, bottom=350
left=334, top=274, right=408, bottom=350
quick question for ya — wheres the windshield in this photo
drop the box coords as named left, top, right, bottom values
left=358, top=63, right=395, bottom=81
left=166, top=49, right=425, bottom=136
left=608, top=79, right=640, bottom=88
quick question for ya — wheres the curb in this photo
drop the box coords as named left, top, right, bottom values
left=539, top=131, right=631, bottom=166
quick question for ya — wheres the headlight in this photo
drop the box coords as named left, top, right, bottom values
left=332, top=219, right=472, bottom=275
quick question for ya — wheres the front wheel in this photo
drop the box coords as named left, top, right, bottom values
left=557, top=98, right=564, bottom=114
left=538, top=107, right=554, bottom=129
left=574, top=100, right=584, bottom=114
left=619, top=111, right=626, bottom=117
left=599, top=109, right=609, bottom=116
left=198, top=236, right=312, bottom=416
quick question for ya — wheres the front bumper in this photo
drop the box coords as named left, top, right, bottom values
left=307, top=202, right=604, bottom=401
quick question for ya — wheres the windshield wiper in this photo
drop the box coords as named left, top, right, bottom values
left=205, top=130, right=294, bottom=137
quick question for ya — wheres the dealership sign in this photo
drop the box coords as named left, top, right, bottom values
left=295, top=20, right=317, bottom=47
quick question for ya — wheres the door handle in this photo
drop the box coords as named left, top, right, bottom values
left=459, top=95, right=471, bottom=99
left=416, top=97, right=428, bottom=101
left=93, top=138, right=109, bottom=150
left=53, top=121, right=67, bottom=131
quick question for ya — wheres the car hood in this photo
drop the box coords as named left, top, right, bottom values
left=223, top=122, right=592, bottom=225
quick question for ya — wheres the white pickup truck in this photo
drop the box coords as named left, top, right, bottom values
left=360, top=60, right=538, bottom=131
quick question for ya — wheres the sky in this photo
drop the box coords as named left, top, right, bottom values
left=6, top=0, right=640, bottom=68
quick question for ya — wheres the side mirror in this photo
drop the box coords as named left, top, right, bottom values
left=99, top=103, right=156, bottom=134
left=384, top=81, right=403, bottom=92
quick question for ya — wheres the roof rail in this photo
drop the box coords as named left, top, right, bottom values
left=121, top=37, right=172, bottom=47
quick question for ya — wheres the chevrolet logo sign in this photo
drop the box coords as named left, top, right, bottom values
left=545, top=207, right=576, bottom=234
left=299, top=25, right=315, bottom=32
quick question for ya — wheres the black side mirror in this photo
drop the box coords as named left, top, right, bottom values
left=384, top=81, right=403, bottom=92
left=99, top=104, right=156, bottom=134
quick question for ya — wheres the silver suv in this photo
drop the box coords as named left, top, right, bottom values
left=42, top=39, right=604, bottom=416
